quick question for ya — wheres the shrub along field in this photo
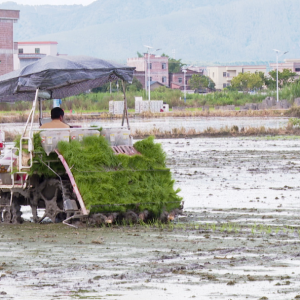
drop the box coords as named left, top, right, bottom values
left=1, top=82, right=300, bottom=113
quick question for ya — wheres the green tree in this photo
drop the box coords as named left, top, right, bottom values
left=189, top=74, right=216, bottom=91
left=208, top=80, right=216, bottom=90
left=231, top=72, right=263, bottom=92
left=189, top=74, right=209, bottom=89
left=137, top=51, right=143, bottom=58
left=161, top=53, right=186, bottom=73
left=127, top=76, right=143, bottom=92
left=268, top=68, right=297, bottom=88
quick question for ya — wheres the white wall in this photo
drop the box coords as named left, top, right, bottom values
left=18, top=43, right=57, bottom=56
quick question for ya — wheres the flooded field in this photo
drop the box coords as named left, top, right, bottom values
left=0, top=116, right=289, bottom=135
left=1, top=135, right=300, bottom=299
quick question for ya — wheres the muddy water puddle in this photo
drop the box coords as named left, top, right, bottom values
left=1, top=136, right=300, bottom=299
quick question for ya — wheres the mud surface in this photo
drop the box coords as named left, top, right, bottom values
left=2, top=136, right=300, bottom=299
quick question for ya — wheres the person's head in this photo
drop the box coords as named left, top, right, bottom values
left=51, top=107, right=64, bottom=121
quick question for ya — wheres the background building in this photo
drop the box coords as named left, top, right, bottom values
left=206, top=65, right=267, bottom=90
left=14, top=41, right=66, bottom=69
left=127, top=54, right=169, bottom=89
left=0, top=9, right=19, bottom=76
left=169, top=68, right=203, bottom=90
left=269, top=59, right=300, bottom=74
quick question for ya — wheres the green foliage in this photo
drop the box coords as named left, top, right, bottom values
left=278, top=81, right=300, bottom=102
left=127, top=77, right=143, bottom=92
left=161, top=53, right=186, bottom=73
left=288, top=118, right=300, bottom=127
left=231, top=72, right=263, bottom=91
left=5, top=80, right=300, bottom=112
left=137, top=51, right=143, bottom=58
left=57, top=136, right=182, bottom=215
left=268, top=68, right=297, bottom=88
left=189, top=74, right=209, bottom=89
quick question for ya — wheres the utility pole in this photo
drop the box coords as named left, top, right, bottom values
left=273, top=49, right=288, bottom=102
left=183, top=69, right=187, bottom=103
left=144, top=45, right=153, bottom=101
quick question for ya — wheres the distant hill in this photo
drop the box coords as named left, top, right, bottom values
left=0, top=0, right=299, bottom=64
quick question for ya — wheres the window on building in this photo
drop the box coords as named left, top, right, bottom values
left=162, top=76, right=167, bottom=83
left=227, top=73, right=230, bottom=77
left=227, top=83, right=230, bottom=87
left=18, top=48, right=23, bottom=54
left=178, top=77, right=183, bottom=83
left=35, top=48, right=40, bottom=54
left=149, top=77, right=152, bottom=82
left=162, top=63, right=167, bottom=69
left=295, top=68, right=300, bottom=72
left=149, top=63, right=152, bottom=69
left=223, top=72, right=227, bottom=77
left=223, top=83, right=227, bottom=88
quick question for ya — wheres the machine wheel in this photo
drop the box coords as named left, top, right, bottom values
left=11, top=200, right=23, bottom=224
left=2, top=209, right=11, bottom=223
left=38, top=179, right=64, bottom=223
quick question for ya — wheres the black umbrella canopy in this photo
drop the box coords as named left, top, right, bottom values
left=0, top=55, right=135, bottom=103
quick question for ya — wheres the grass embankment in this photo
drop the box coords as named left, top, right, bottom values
left=133, top=124, right=300, bottom=139
left=0, top=106, right=295, bottom=125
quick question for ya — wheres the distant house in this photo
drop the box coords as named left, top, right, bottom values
left=149, top=81, right=165, bottom=91
left=127, top=54, right=169, bottom=89
left=206, top=65, right=267, bottom=90
left=169, top=68, right=203, bottom=90
left=14, top=41, right=67, bottom=70
left=0, top=9, right=19, bottom=76
left=269, top=59, right=300, bottom=74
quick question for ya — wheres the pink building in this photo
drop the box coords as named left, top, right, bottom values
left=169, top=69, right=203, bottom=90
left=127, top=54, right=169, bottom=89
left=269, top=59, right=300, bottom=74
left=0, top=9, right=19, bottom=76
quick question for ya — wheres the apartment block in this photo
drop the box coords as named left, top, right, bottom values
left=206, top=65, right=267, bottom=90
left=0, top=9, right=19, bottom=75
left=269, top=59, right=300, bottom=74
left=127, top=54, right=169, bottom=89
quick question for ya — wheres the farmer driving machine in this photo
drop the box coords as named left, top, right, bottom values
left=0, top=56, right=182, bottom=227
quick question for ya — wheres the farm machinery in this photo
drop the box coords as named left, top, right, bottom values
left=0, top=56, right=182, bottom=226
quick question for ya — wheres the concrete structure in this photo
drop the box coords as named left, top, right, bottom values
left=169, top=68, right=203, bottom=90
left=14, top=41, right=62, bottom=69
left=0, top=9, right=19, bottom=76
left=127, top=54, right=169, bottom=89
left=206, top=65, right=267, bottom=90
left=269, top=59, right=300, bottom=74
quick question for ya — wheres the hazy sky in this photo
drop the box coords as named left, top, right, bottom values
left=0, top=0, right=96, bottom=5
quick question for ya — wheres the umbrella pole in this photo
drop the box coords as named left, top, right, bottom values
left=38, top=99, right=43, bottom=126
left=122, top=80, right=130, bottom=130
left=22, top=88, right=39, bottom=138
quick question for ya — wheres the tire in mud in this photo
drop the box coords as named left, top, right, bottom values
left=37, top=179, right=65, bottom=223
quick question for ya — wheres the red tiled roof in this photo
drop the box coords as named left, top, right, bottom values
left=18, top=41, right=58, bottom=45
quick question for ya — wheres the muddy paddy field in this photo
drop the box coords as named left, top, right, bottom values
left=1, top=131, right=300, bottom=299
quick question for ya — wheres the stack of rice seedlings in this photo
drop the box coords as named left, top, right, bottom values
left=15, top=134, right=182, bottom=224
left=57, top=135, right=182, bottom=223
